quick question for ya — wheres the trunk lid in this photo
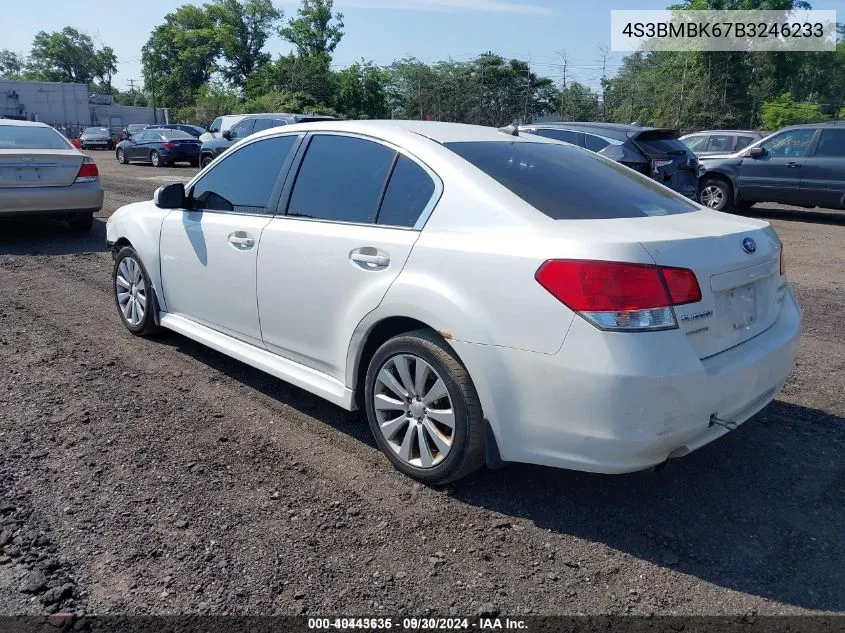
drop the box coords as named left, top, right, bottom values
left=0, top=149, right=85, bottom=188
left=571, top=210, right=784, bottom=359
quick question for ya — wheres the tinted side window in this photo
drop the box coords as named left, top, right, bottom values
left=287, top=135, right=396, bottom=223
left=191, top=135, right=298, bottom=214
left=814, top=129, right=845, bottom=157
left=735, top=135, right=756, bottom=150
left=682, top=135, right=707, bottom=151
left=446, top=140, right=697, bottom=220
left=761, top=128, right=815, bottom=158
left=705, top=134, right=732, bottom=152
left=231, top=119, right=255, bottom=139
left=209, top=118, right=221, bottom=133
left=253, top=118, right=286, bottom=133
left=584, top=134, right=610, bottom=152
left=377, top=156, right=436, bottom=228
left=536, top=128, right=583, bottom=146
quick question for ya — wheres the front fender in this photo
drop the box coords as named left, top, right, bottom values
left=106, top=202, right=170, bottom=312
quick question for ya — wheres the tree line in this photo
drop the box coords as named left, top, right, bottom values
left=1, top=0, right=842, bottom=132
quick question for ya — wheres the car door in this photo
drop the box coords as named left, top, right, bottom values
left=128, top=130, right=151, bottom=160
left=257, top=133, right=440, bottom=380
left=229, top=118, right=255, bottom=142
left=159, top=133, right=302, bottom=346
left=800, top=128, right=845, bottom=209
left=738, top=128, right=817, bottom=203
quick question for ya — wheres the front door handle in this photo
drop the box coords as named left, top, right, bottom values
left=785, top=162, right=801, bottom=168
left=350, top=248, right=389, bottom=268
left=228, top=231, right=255, bottom=250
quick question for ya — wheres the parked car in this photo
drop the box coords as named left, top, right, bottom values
left=681, top=130, right=766, bottom=156
left=1, top=119, right=103, bottom=230
left=199, top=113, right=336, bottom=168
left=120, top=123, right=149, bottom=141
left=80, top=126, right=115, bottom=150
left=199, top=114, right=248, bottom=143
left=519, top=122, right=699, bottom=199
left=115, top=128, right=201, bottom=167
left=147, top=123, right=207, bottom=138
left=698, top=122, right=845, bottom=211
left=106, top=120, right=800, bottom=484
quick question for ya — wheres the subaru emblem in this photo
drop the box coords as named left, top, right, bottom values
left=742, top=237, right=757, bottom=254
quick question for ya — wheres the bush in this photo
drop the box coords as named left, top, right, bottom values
left=760, top=93, right=830, bottom=130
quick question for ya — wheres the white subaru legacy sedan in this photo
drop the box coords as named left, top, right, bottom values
left=106, top=120, right=801, bottom=484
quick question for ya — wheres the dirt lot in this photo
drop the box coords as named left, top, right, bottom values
left=0, top=151, right=843, bottom=617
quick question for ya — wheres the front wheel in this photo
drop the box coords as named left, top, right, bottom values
left=150, top=150, right=161, bottom=167
left=200, top=155, right=213, bottom=169
left=364, top=329, right=485, bottom=485
left=113, top=247, right=160, bottom=336
left=699, top=177, right=733, bottom=211
left=116, top=148, right=127, bottom=164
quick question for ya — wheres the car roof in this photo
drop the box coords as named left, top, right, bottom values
left=0, top=119, right=51, bottom=128
left=682, top=130, right=763, bottom=135
left=781, top=121, right=845, bottom=130
left=519, top=121, right=675, bottom=140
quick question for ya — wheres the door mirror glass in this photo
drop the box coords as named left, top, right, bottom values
left=154, top=182, right=186, bottom=209
left=748, top=146, right=766, bottom=158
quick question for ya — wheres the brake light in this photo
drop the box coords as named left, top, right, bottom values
left=75, top=157, right=99, bottom=183
left=535, top=260, right=702, bottom=331
left=163, top=142, right=175, bottom=150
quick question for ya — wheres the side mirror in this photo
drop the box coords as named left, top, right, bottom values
left=748, top=147, right=766, bottom=158
left=222, top=130, right=233, bottom=140
left=153, top=182, right=186, bottom=209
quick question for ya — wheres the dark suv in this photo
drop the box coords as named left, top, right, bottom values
left=199, top=113, right=336, bottom=168
left=698, top=122, right=845, bottom=211
left=518, top=122, right=699, bottom=199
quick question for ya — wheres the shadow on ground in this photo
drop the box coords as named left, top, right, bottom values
left=0, top=216, right=108, bottom=256
left=741, top=206, right=845, bottom=226
left=152, top=330, right=845, bottom=612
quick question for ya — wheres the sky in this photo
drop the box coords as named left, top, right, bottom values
left=3, top=0, right=841, bottom=93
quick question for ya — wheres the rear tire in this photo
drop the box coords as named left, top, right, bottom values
left=150, top=150, right=161, bottom=167
left=699, top=177, right=733, bottom=211
left=364, top=329, right=485, bottom=485
left=68, top=212, right=93, bottom=231
left=113, top=247, right=161, bottom=336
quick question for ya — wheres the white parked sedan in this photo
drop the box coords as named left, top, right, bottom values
left=106, top=120, right=801, bottom=484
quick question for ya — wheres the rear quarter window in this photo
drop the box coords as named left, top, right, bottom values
left=634, top=134, right=690, bottom=156
left=445, top=140, right=698, bottom=220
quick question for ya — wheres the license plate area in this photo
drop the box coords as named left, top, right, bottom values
left=726, top=282, right=757, bottom=330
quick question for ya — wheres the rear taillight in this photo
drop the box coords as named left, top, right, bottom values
left=75, top=157, right=99, bottom=183
left=163, top=142, right=175, bottom=150
left=535, top=260, right=702, bottom=332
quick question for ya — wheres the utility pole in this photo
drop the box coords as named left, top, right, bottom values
left=524, top=54, right=532, bottom=124
left=598, top=45, right=610, bottom=121
left=556, top=49, right=568, bottom=121
left=677, top=56, right=688, bottom=129
left=127, top=78, right=137, bottom=92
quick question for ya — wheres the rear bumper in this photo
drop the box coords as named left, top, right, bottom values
left=0, top=180, right=104, bottom=216
left=452, top=287, right=802, bottom=474
left=160, top=149, right=200, bottom=161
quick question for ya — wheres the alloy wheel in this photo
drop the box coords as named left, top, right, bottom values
left=373, top=354, right=455, bottom=468
left=700, top=185, right=724, bottom=208
left=151, top=151, right=160, bottom=167
left=115, top=257, right=147, bottom=327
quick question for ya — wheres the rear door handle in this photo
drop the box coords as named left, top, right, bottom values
left=785, top=162, right=801, bottom=168
left=228, top=231, right=255, bottom=250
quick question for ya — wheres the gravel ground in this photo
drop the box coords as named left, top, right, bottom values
left=0, top=152, right=843, bottom=617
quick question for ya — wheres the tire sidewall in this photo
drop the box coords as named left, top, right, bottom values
left=364, top=335, right=474, bottom=484
left=117, top=148, right=126, bottom=164
left=151, top=151, right=160, bottom=167
left=113, top=247, right=156, bottom=335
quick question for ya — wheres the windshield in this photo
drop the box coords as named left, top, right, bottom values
left=445, top=140, right=698, bottom=220
left=0, top=125, right=72, bottom=150
left=83, top=127, right=109, bottom=135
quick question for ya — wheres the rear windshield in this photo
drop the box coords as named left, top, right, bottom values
left=445, top=140, right=697, bottom=220
left=633, top=133, right=690, bottom=156
left=160, top=130, right=195, bottom=140
left=0, top=125, right=72, bottom=150
left=83, top=127, right=109, bottom=135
